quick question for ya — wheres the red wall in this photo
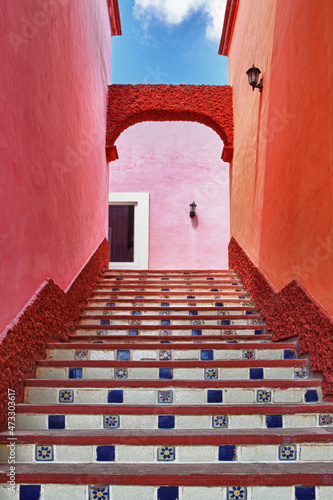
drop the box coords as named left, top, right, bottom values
left=228, top=0, right=333, bottom=316
left=0, top=1, right=111, bottom=333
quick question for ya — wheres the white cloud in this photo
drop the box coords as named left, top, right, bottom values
left=134, top=0, right=227, bottom=42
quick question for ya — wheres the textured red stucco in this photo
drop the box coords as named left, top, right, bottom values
left=106, top=85, right=234, bottom=162
left=0, top=239, right=109, bottom=428
left=229, top=237, right=333, bottom=394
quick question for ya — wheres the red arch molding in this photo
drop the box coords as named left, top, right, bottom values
left=106, top=84, right=234, bottom=163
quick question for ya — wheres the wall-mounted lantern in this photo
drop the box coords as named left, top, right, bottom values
left=189, top=201, right=197, bottom=218
left=246, top=65, right=263, bottom=92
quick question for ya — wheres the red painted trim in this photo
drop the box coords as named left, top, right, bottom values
left=0, top=239, right=109, bottom=429
left=105, top=145, right=119, bottom=161
left=85, top=306, right=256, bottom=312
left=16, top=403, right=333, bottom=415
left=106, top=0, right=122, bottom=36
left=229, top=237, right=333, bottom=395
left=106, top=85, right=233, bottom=162
left=219, top=0, right=239, bottom=56
left=25, top=379, right=321, bottom=388
left=5, top=471, right=333, bottom=486
left=48, top=340, right=292, bottom=350
left=89, top=298, right=251, bottom=304
left=222, top=145, right=234, bottom=162
left=81, top=314, right=260, bottom=321
left=99, top=279, right=240, bottom=285
left=37, top=359, right=305, bottom=368
left=3, top=431, right=331, bottom=446
left=105, top=270, right=237, bottom=275
left=94, top=291, right=245, bottom=297
left=77, top=324, right=264, bottom=330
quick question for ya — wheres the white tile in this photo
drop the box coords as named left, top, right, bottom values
left=84, top=367, right=113, bottom=379
left=47, top=350, right=73, bottom=360
left=113, top=485, right=155, bottom=500
left=90, top=350, right=115, bottom=360
left=178, top=445, right=215, bottom=462
left=124, top=389, right=155, bottom=405
left=44, top=484, right=86, bottom=500
left=25, top=388, right=57, bottom=404
left=256, top=350, right=280, bottom=360
left=174, top=389, right=206, bottom=404
left=173, top=368, right=202, bottom=380
left=224, top=389, right=255, bottom=404
left=132, top=350, right=157, bottom=361
left=122, top=415, right=155, bottom=429
left=36, top=367, right=66, bottom=379
left=15, top=444, right=33, bottom=463
left=0, top=484, right=18, bottom=500
left=129, top=368, right=157, bottom=379
left=251, top=486, right=292, bottom=499
left=75, top=388, right=105, bottom=404
left=240, top=444, right=277, bottom=462
left=230, top=414, right=263, bottom=429
left=284, top=414, right=317, bottom=428
left=220, top=368, right=248, bottom=380
left=66, top=414, right=101, bottom=429
left=300, top=444, right=333, bottom=461
left=273, top=389, right=303, bottom=403
left=177, top=415, right=211, bottom=429
left=182, top=487, right=223, bottom=500
left=318, top=486, right=333, bottom=499
left=56, top=445, right=93, bottom=462
left=117, top=445, right=154, bottom=462
left=15, top=414, right=47, bottom=430
left=174, top=351, right=199, bottom=360
left=215, top=350, right=241, bottom=360
left=265, top=368, right=293, bottom=380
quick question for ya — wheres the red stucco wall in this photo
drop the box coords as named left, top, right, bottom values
left=0, top=1, right=111, bottom=333
left=228, top=0, right=333, bottom=316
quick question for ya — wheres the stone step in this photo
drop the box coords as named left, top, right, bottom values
left=13, top=404, right=333, bottom=430
left=75, top=325, right=266, bottom=336
left=66, top=334, right=272, bottom=342
left=85, top=306, right=256, bottom=314
left=24, top=381, right=323, bottom=406
left=78, top=315, right=260, bottom=326
left=88, top=298, right=252, bottom=306
left=98, top=279, right=242, bottom=286
left=35, top=360, right=308, bottom=381
left=45, top=342, right=297, bottom=361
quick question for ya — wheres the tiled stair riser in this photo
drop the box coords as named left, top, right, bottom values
left=75, top=329, right=264, bottom=336
left=2, top=484, right=333, bottom=500
left=24, top=387, right=323, bottom=405
left=14, top=412, right=332, bottom=430
left=2, top=442, right=333, bottom=463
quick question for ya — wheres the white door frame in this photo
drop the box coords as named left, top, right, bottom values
left=108, top=192, right=149, bottom=269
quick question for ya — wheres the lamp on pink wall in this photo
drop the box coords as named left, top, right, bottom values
left=246, top=65, right=263, bottom=92
left=189, top=201, right=197, bottom=218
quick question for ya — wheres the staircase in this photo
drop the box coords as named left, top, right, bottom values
left=1, top=269, right=333, bottom=500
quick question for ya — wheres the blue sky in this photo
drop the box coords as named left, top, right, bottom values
left=111, top=0, right=228, bottom=85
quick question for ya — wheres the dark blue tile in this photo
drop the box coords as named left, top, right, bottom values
left=207, top=390, right=223, bottom=403
left=250, top=368, right=264, bottom=379
left=189, top=310, right=198, bottom=316
left=159, top=368, right=173, bottom=380
left=162, top=288, right=169, bottom=291
left=266, top=415, right=283, bottom=428
left=161, top=320, right=170, bottom=326
left=211, top=288, right=219, bottom=292
left=192, top=329, right=202, bottom=336
left=201, top=350, right=214, bottom=360
left=106, top=302, right=115, bottom=307
left=255, top=329, right=264, bottom=335
left=68, top=367, right=82, bottom=379
left=117, top=350, right=130, bottom=361
left=246, top=310, right=254, bottom=315
left=218, top=445, right=236, bottom=461
left=162, top=278, right=169, bottom=281
left=158, top=486, right=179, bottom=500
left=187, top=295, right=195, bottom=299
left=221, top=319, right=230, bottom=325
left=135, top=296, right=144, bottom=299
left=305, top=390, right=318, bottom=402
left=20, top=485, right=41, bottom=500
left=158, top=415, right=175, bottom=429
left=207, top=277, right=214, bottom=280
left=161, top=341, right=171, bottom=344
left=284, top=350, right=296, bottom=359
left=100, top=319, right=110, bottom=325
left=48, top=415, right=65, bottom=429
left=129, top=330, right=138, bottom=335
left=295, top=486, right=316, bottom=500
left=96, top=445, right=115, bottom=461
left=112, top=288, right=120, bottom=291
left=132, top=311, right=141, bottom=316
left=161, top=302, right=169, bottom=307
left=215, top=302, right=224, bottom=307
left=108, top=390, right=123, bottom=403
left=238, top=295, right=246, bottom=299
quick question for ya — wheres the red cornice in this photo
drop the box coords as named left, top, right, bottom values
left=107, top=0, right=122, bottom=36
left=219, top=0, right=239, bottom=56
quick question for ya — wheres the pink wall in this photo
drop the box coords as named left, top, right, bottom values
left=110, top=121, right=230, bottom=269
left=0, top=1, right=111, bottom=333
left=227, top=0, right=333, bottom=316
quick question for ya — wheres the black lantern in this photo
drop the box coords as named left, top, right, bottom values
left=246, top=65, right=263, bottom=92
left=189, top=201, right=197, bottom=218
